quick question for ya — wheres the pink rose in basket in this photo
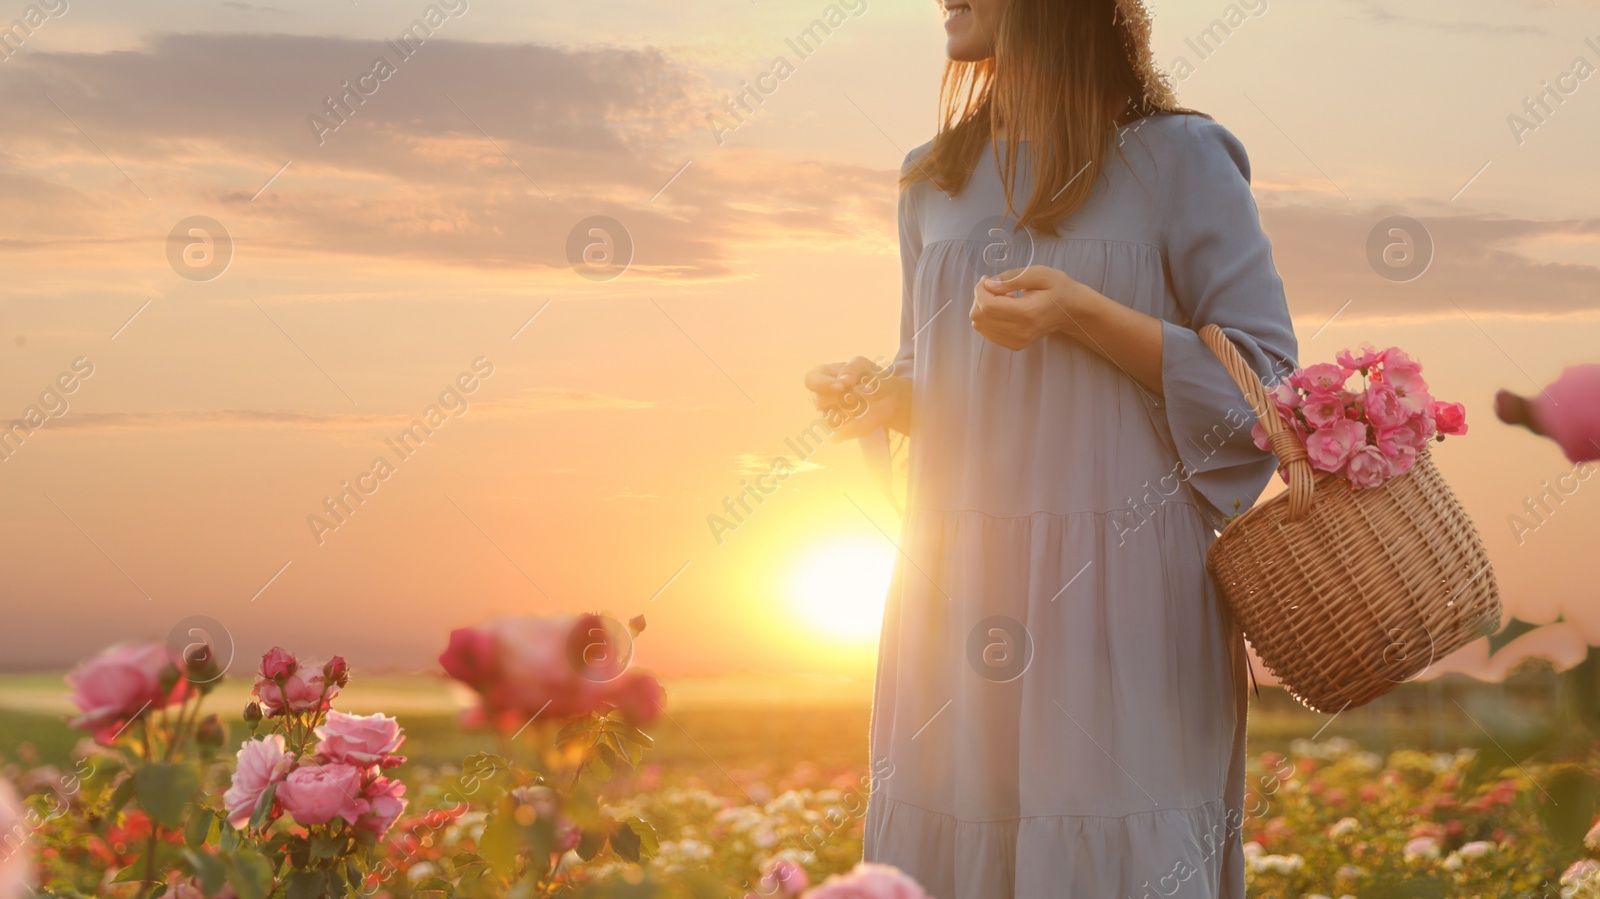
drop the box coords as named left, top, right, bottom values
left=1431, top=400, right=1468, bottom=436
left=1300, top=392, right=1346, bottom=429
left=1255, top=343, right=1466, bottom=490
left=1336, top=342, right=1386, bottom=371
left=1290, top=362, right=1351, bottom=393
left=1304, top=419, right=1366, bottom=472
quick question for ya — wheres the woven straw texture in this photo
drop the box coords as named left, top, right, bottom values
left=1199, top=324, right=1503, bottom=713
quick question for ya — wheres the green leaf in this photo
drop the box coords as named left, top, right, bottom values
left=479, top=805, right=519, bottom=877
left=247, top=781, right=278, bottom=832
left=310, top=830, right=340, bottom=860
left=1539, top=763, right=1600, bottom=849
left=107, top=775, right=138, bottom=815
left=624, top=817, right=658, bottom=861
left=223, top=848, right=274, bottom=899
left=112, top=842, right=182, bottom=883
left=184, top=807, right=215, bottom=848
left=417, top=877, right=454, bottom=890
left=610, top=816, right=657, bottom=863
left=576, top=827, right=607, bottom=861
left=286, top=870, right=329, bottom=899
left=135, top=762, right=200, bottom=828
left=218, top=819, right=241, bottom=853
left=181, top=847, right=227, bottom=896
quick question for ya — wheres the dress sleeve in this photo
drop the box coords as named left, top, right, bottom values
left=891, top=149, right=926, bottom=382
left=1148, top=116, right=1299, bottom=532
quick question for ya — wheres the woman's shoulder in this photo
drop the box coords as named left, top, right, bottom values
left=1134, top=111, right=1252, bottom=183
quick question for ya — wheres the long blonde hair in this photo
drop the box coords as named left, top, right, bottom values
left=902, top=0, right=1204, bottom=236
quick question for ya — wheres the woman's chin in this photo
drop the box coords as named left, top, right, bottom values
left=945, top=39, right=991, bottom=62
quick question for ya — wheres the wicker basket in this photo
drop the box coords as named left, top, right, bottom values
left=1199, top=324, right=1503, bottom=714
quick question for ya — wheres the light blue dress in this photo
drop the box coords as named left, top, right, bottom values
left=862, top=113, right=1299, bottom=898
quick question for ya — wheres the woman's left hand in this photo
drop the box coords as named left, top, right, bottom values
left=970, top=265, right=1105, bottom=350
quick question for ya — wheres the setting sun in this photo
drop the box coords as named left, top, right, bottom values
left=785, top=537, right=896, bottom=642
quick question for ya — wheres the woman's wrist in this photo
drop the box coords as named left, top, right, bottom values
left=884, top=375, right=913, bottom=435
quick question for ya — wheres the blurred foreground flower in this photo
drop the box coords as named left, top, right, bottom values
left=66, top=643, right=191, bottom=744
left=441, top=613, right=664, bottom=729
left=803, top=862, right=931, bottom=899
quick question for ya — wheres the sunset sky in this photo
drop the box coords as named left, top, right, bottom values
left=1, top=0, right=1597, bottom=684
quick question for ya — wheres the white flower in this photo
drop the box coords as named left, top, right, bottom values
left=1458, top=840, right=1494, bottom=859
left=1247, top=853, right=1304, bottom=875
left=1335, top=865, right=1364, bottom=881
left=1403, top=836, right=1440, bottom=862
left=406, top=862, right=438, bottom=882
left=1353, top=752, right=1384, bottom=773
left=1442, top=852, right=1462, bottom=871
left=1326, top=817, right=1359, bottom=839
left=1242, top=841, right=1264, bottom=857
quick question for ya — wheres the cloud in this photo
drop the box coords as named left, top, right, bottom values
left=16, top=388, right=653, bottom=433
left=1255, top=197, right=1600, bottom=321
left=0, top=33, right=895, bottom=279
left=1341, top=1, right=1548, bottom=36
left=733, top=452, right=822, bottom=476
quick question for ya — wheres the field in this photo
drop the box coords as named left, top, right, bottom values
left=4, top=668, right=1599, bottom=898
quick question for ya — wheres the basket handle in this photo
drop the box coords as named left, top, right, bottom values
left=1197, top=323, right=1314, bottom=522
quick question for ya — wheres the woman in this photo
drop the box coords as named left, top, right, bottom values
left=805, top=0, right=1298, bottom=896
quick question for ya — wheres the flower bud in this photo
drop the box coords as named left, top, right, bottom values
left=260, top=646, right=297, bottom=682
left=196, top=714, right=227, bottom=749
left=323, top=655, right=350, bottom=688
left=244, top=701, right=263, bottom=733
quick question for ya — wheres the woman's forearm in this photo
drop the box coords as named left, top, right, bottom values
left=1058, top=293, right=1165, bottom=399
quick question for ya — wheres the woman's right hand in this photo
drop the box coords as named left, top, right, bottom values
left=803, top=356, right=910, bottom=440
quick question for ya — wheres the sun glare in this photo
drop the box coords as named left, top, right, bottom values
left=785, top=537, right=896, bottom=642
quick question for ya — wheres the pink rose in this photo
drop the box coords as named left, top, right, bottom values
left=260, top=647, right=297, bottom=681
left=277, top=763, right=365, bottom=826
left=1336, top=342, right=1387, bottom=372
left=445, top=616, right=668, bottom=729
left=1374, top=424, right=1422, bottom=458
left=555, top=819, right=582, bottom=853
left=1300, top=391, right=1347, bottom=429
left=606, top=673, right=665, bottom=726
left=1364, top=382, right=1408, bottom=428
left=1346, top=445, right=1391, bottom=489
left=1304, top=419, right=1366, bottom=472
left=1431, top=400, right=1467, bottom=436
left=68, top=643, right=190, bottom=744
left=439, top=627, right=498, bottom=688
left=1564, top=859, right=1600, bottom=887
left=223, top=735, right=295, bottom=828
left=803, top=863, right=931, bottom=899
left=355, top=776, right=407, bottom=838
left=1290, top=362, right=1350, bottom=393
left=1383, top=443, right=1418, bottom=479
left=0, top=777, right=33, bottom=897
left=758, top=858, right=810, bottom=898
left=254, top=667, right=338, bottom=717
left=316, top=711, right=406, bottom=769
left=1267, top=382, right=1301, bottom=411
